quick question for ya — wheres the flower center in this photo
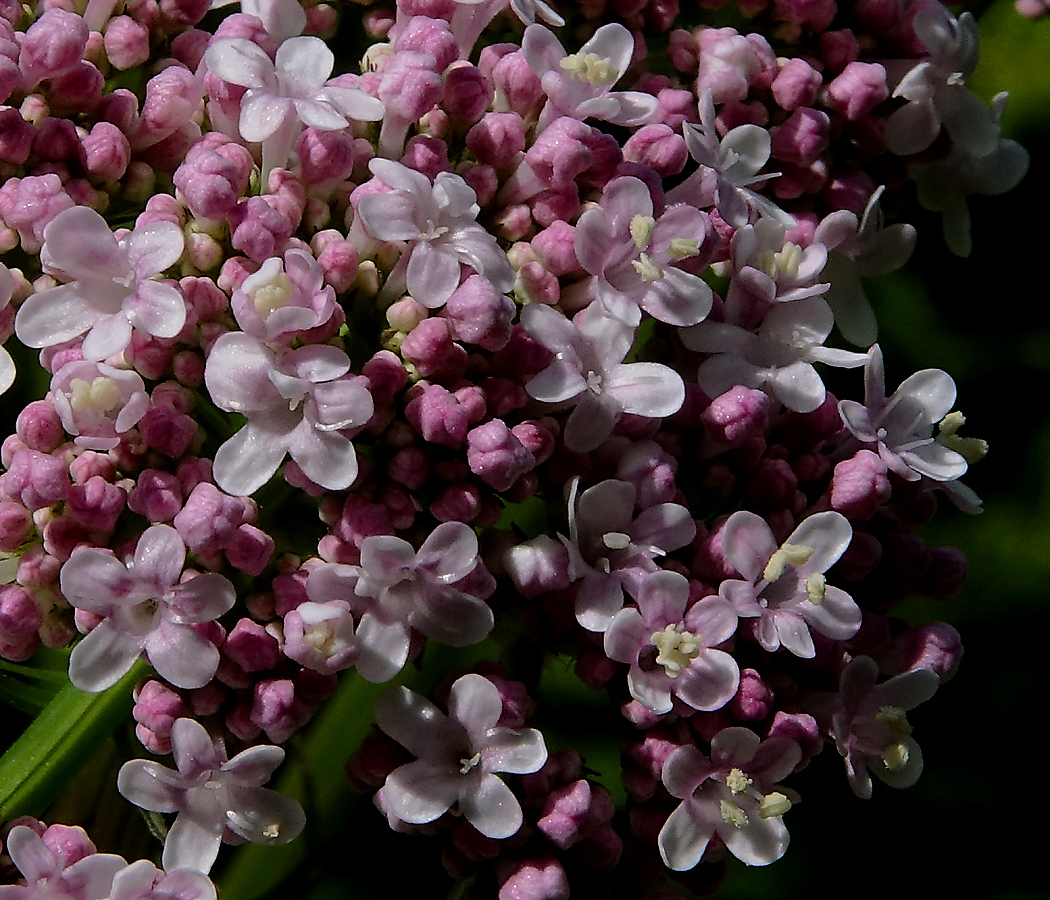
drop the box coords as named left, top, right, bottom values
left=459, top=752, right=482, bottom=775
left=304, top=620, right=342, bottom=654
left=69, top=376, right=122, bottom=415
left=759, top=242, right=802, bottom=279
left=650, top=624, right=702, bottom=678
left=250, top=271, right=295, bottom=318
left=559, top=51, right=617, bottom=86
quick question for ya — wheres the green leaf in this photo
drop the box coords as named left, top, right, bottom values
left=0, top=659, right=146, bottom=821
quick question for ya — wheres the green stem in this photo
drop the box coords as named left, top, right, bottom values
left=0, top=659, right=147, bottom=820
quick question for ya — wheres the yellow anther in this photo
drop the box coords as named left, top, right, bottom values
left=726, top=768, right=752, bottom=795
left=560, top=52, right=616, bottom=86
left=632, top=253, right=663, bottom=283
left=759, top=242, right=802, bottom=279
left=720, top=799, right=749, bottom=828
left=937, top=411, right=988, bottom=463
left=806, top=572, right=826, bottom=605
left=882, top=741, right=910, bottom=772
left=69, top=376, right=122, bottom=414
left=602, top=532, right=631, bottom=551
left=762, top=544, right=814, bottom=583
left=630, top=214, right=656, bottom=250
left=759, top=791, right=792, bottom=819
left=875, top=706, right=912, bottom=739
left=667, top=237, right=701, bottom=260
left=262, top=823, right=280, bottom=839
left=650, top=624, right=702, bottom=678
left=250, top=271, right=294, bottom=317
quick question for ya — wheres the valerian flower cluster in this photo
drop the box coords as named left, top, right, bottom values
left=0, top=0, right=1016, bottom=896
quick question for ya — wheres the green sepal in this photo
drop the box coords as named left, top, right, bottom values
left=0, top=658, right=147, bottom=821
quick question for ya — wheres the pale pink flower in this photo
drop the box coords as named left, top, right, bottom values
left=15, top=207, right=185, bottom=361
left=717, top=510, right=861, bottom=658
left=357, top=158, right=514, bottom=308
left=604, top=570, right=739, bottom=714
left=573, top=175, right=713, bottom=327
left=204, top=36, right=383, bottom=180
left=50, top=360, right=149, bottom=451
left=0, top=825, right=126, bottom=900
left=375, top=674, right=547, bottom=838
left=204, top=334, right=374, bottom=496
left=59, top=525, right=236, bottom=692
left=306, top=522, right=493, bottom=682
left=829, top=655, right=939, bottom=799
left=117, top=717, right=305, bottom=874
left=522, top=300, right=685, bottom=453
left=659, top=727, right=800, bottom=869
left=522, top=23, right=659, bottom=132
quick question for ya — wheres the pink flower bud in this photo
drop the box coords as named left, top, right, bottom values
left=224, top=618, right=280, bottom=673
left=443, top=64, right=493, bottom=122
left=226, top=523, right=274, bottom=576
left=401, top=317, right=456, bottom=377
left=444, top=274, right=515, bottom=351
left=467, top=419, right=534, bottom=492
left=0, top=107, right=33, bottom=164
left=772, top=57, right=822, bottom=111
left=466, top=112, right=526, bottom=169
left=886, top=621, right=963, bottom=681
left=174, top=132, right=254, bottom=220
left=104, top=15, right=150, bottom=70
left=830, top=449, right=891, bottom=520
left=538, top=780, right=615, bottom=850
left=405, top=383, right=471, bottom=447
left=394, top=15, right=459, bottom=71
left=0, top=449, right=69, bottom=510
left=19, top=9, right=89, bottom=89
left=819, top=29, right=859, bottom=71
left=701, top=386, right=770, bottom=447
left=430, top=481, right=481, bottom=522
left=133, top=679, right=189, bottom=754
left=824, top=61, right=889, bottom=122
left=0, top=584, right=43, bottom=660
left=622, top=123, right=688, bottom=176
left=490, top=49, right=544, bottom=120
left=771, top=107, right=830, bottom=166
left=251, top=677, right=310, bottom=743
left=65, top=475, right=126, bottom=532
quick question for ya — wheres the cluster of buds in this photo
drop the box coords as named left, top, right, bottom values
left=0, top=0, right=1018, bottom=898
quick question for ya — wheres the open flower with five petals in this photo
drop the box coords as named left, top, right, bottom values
left=15, top=207, right=185, bottom=362
left=574, top=175, right=713, bottom=327
left=204, top=36, right=384, bottom=180
left=522, top=300, right=685, bottom=453
left=306, top=522, right=493, bottom=682
left=205, top=335, right=374, bottom=496
left=523, top=23, right=659, bottom=132
left=604, top=570, right=739, bottom=714
left=717, top=510, right=861, bottom=658
left=117, top=718, right=305, bottom=874
left=374, top=674, right=547, bottom=838
left=59, top=525, right=236, bottom=692
left=357, top=159, right=514, bottom=308
left=659, top=727, right=800, bottom=869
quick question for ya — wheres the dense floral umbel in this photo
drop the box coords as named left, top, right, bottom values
left=0, top=0, right=1013, bottom=895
